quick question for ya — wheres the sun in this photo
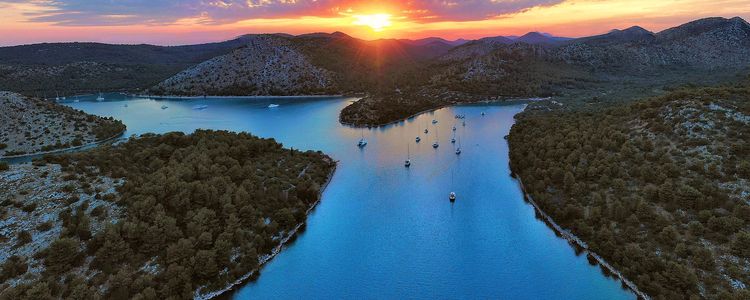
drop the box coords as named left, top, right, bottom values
left=352, top=13, right=392, bottom=32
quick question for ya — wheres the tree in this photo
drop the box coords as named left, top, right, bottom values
left=732, top=231, right=750, bottom=258
left=193, top=250, right=218, bottom=280
left=44, top=238, right=81, bottom=275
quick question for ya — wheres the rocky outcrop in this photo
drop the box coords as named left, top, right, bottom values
left=152, top=35, right=334, bottom=96
left=0, top=92, right=124, bottom=157
left=554, top=17, right=750, bottom=70
left=0, top=163, right=122, bottom=289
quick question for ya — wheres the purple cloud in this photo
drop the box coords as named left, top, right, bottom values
left=4, top=0, right=565, bottom=26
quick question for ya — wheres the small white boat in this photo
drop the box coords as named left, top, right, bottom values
left=452, top=126, right=456, bottom=131
left=96, top=93, right=104, bottom=101
left=192, top=104, right=208, bottom=110
left=73, top=99, right=80, bottom=103
left=415, top=136, right=421, bottom=143
left=432, top=126, right=439, bottom=148
left=357, top=129, right=367, bottom=148
left=268, top=104, right=280, bottom=108
left=455, top=148, right=461, bottom=155
left=449, top=170, right=457, bottom=202
left=405, top=144, right=411, bottom=167
left=451, top=138, right=456, bottom=144
left=432, top=119, right=438, bottom=124
left=161, top=105, right=168, bottom=109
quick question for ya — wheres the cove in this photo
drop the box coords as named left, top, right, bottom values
left=63, top=94, right=635, bottom=299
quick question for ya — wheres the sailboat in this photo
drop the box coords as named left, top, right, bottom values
left=432, top=126, right=439, bottom=149
left=449, top=169, right=456, bottom=202
left=357, top=129, right=367, bottom=148
left=455, top=137, right=462, bottom=155
left=55, top=91, right=60, bottom=101
left=404, top=144, right=411, bottom=167
left=96, top=93, right=104, bottom=101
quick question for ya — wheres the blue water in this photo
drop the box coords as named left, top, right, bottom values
left=63, top=94, right=634, bottom=300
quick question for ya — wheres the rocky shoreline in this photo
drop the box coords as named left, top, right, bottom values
left=128, top=94, right=344, bottom=100
left=194, top=162, right=338, bottom=300
left=0, top=130, right=125, bottom=161
left=512, top=174, right=650, bottom=300
left=339, top=96, right=551, bottom=128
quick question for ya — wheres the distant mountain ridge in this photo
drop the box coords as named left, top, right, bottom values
left=151, top=35, right=334, bottom=96
left=0, top=16, right=748, bottom=99
left=555, top=16, right=750, bottom=69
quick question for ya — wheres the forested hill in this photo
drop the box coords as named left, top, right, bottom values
left=0, top=37, right=255, bottom=94
left=340, top=16, right=750, bottom=126
left=150, top=32, right=457, bottom=96
left=0, top=39, right=253, bottom=66
left=0, top=130, right=335, bottom=299
left=508, top=81, right=750, bottom=299
left=0, top=91, right=125, bottom=157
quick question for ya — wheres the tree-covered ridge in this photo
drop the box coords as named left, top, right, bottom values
left=508, top=83, right=750, bottom=299
left=0, top=92, right=125, bottom=157
left=1, top=130, right=335, bottom=299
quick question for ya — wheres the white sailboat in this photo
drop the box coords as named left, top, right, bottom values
left=455, top=137, right=462, bottom=155
left=96, top=93, right=104, bottom=101
left=404, top=144, right=411, bottom=167
left=357, top=129, right=367, bottom=148
left=449, top=169, right=456, bottom=202
left=432, top=126, right=439, bottom=149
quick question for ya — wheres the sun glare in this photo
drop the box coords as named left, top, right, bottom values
left=353, top=13, right=392, bottom=32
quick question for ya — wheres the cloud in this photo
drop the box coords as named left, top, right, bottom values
left=2, top=0, right=565, bottom=26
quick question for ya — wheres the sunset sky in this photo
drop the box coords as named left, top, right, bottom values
left=1, top=0, right=749, bottom=46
